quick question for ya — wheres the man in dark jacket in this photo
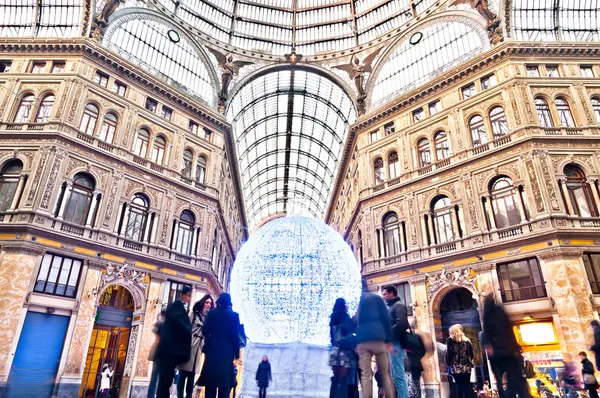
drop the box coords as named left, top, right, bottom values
left=382, top=285, right=410, bottom=398
left=482, top=294, right=530, bottom=398
left=590, top=320, right=600, bottom=368
left=355, top=281, right=395, bottom=398
left=156, top=286, right=192, bottom=398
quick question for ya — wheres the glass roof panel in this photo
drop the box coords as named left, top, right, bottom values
left=228, top=68, right=355, bottom=230
left=0, top=0, right=82, bottom=37
left=104, top=18, right=215, bottom=105
left=372, top=21, right=486, bottom=107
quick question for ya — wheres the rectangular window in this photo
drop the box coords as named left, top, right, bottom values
left=584, top=253, right=600, bottom=294
left=189, top=120, right=199, bottom=135
left=396, top=283, right=413, bottom=316
left=112, top=81, right=127, bottom=97
left=461, top=83, right=476, bottom=99
left=160, top=106, right=173, bottom=121
left=526, top=65, right=540, bottom=77
left=161, top=280, right=191, bottom=311
left=145, top=97, right=158, bottom=113
left=546, top=65, right=559, bottom=77
left=203, top=128, right=212, bottom=142
left=94, top=71, right=109, bottom=88
left=480, top=74, right=497, bottom=90
left=412, top=108, right=425, bottom=122
left=370, top=130, right=379, bottom=143
left=0, top=61, right=11, bottom=73
left=429, top=100, right=442, bottom=115
left=581, top=66, right=595, bottom=78
left=497, top=258, right=546, bottom=303
left=384, top=122, right=395, bottom=136
left=34, top=253, right=82, bottom=298
left=31, top=62, right=46, bottom=73
left=51, top=62, right=65, bottom=73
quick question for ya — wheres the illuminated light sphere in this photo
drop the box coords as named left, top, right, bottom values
left=230, top=216, right=362, bottom=345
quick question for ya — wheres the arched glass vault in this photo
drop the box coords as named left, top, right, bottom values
left=227, top=67, right=356, bottom=230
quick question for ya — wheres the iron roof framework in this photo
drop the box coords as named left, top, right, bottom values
left=0, top=0, right=83, bottom=37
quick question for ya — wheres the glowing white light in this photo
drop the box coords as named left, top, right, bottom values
left=230, top=216, right=362, bottom=345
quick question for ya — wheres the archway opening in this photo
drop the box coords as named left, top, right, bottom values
left=80, top=285, right=135, bottom=398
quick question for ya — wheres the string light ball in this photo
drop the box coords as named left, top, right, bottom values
left=230, top=216, right=362, bottom=345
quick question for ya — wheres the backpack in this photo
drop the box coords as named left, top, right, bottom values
left=524, top=360, right=536, bottom=379
left=402, top=329, right=426, bottom=360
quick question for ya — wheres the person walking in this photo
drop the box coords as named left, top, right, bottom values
left=355, top=280, right=395, bottom=398
left=481, top=295, right=530, bottom=398
left=177, top=294, right=214, bottom=398
left=445, top=324, right=475, bottom=398
left=382, top=285, right=410, bottom=398
left=580, top=351, right=599, bottom=398
left=147, top=312, right=166, bottom=398
left=197, top=293, right=241, bottom=398
left=329, top=298, right=357, bottom=398
left=100, top=364, right=113, bottom=398
left=156, top=286, right=193, bottom=398
left=256, top=355, right=272, bottom=398
left=591, top=320, right=600, bottom=369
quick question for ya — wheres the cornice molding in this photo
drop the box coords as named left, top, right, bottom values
left=1, top=242, right=46, bottom=256
left=537, top=247, right=584, bottom=260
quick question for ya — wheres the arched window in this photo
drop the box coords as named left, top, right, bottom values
left=182, top=150, right=193, bottom=178
left=211, top=229, right=218, bottom=271
left=469, top=115, right=487, bottom=146
left=417, top=138, right=431, bottom=167
left=35, top=94, right=55, bottom=123
left=124, top=194, right=149, bottom=241
left=151, top=136, right=166, bottom=165
left=490, top=177, right=521, bottom=229
left=592, top=97, right=600, bottom=124
left=98, top=113, right=118, bottom=143
left=0, top=160, right=23, bottom=211
left=490, top=107, right=509, bottom=139
left=535, top=98, right=554, bottom=127
left=432, top=196, right=455, bottom=244
left=63, top=173, right=95, bottom=225
left=388, top=152, right=400, bottom=179
left=79, top=104, right=99, bottom=135
left=383, top=212, right=401, bottom=257
left=555, top=98, right=575, bottom=127
left=14, top=95, right=35, bottom=122
left=434, top=131, right=450, bottom=160
left=357, top=230, right=364, bottom=266
left=133, top=129, right=150, bottom=158
left=564, top=165, right=598, bottom=217
left=374, top=157, right=385, bottom=184
left=196, top=156, right=206, bottom=184
left=175, top=210, right=195, bottom=255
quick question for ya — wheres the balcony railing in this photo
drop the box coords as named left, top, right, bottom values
left=60, top=222, right=85, bottom=236
left=497, top=225, right=523, bottom=239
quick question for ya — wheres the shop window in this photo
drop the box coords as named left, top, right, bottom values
left=34, top=253, right=82, bottom=298
left=31, top=62, right=46, bottom=73
left=94, top=71, right=109, bottom=88
left=370, top=130, right=379, bottom=143
left=384, top=122, right=395, bottom=136
left=563, top=164, right=598, bottom=217
left=374, top=157, right=385, bottom=184
left=490, top=177, right=521, bottom=229
left=388, top=152, right=400, bottom=179
left=51, top=62, right=65, bottom=73
left=0, top=61, right=11, bottom=73
left=489, top=107, right=509, bottom=139
left=196, top=156, right=207, bottom=184
left=112, top=81, right=127, bottom=97
left=417, top=138, right=431, bottom=168
left=469, top=115, right=487, bottom=146
left=431, top=196, right=455, bottom=244
left=412, top=108, right=424, bottom=122
left=98, top=113, right=118, bottom=144
left=497, top=258, right=546, bottom=303
left=480, top=74, right=497, bottom=90
left=35, top=94, right=55, bottom=123
left=189, top=120, right=199, bottom=135
left=535, top=98, right=554, bottom=128
left=161, top=280, right=192, bottom=311
left=79, top=103, right=99, bottom=135
left=203, top=128, right=213, bottom=142
left=526, top=65, right=540, bottom=77
left=14, top=94, right=35, bottom=122
left=583, top=253, right=600, bottom=294
left=145, top=97, right=158, bottom=113
left=429, top=100, right=442, bottom=115
left=0, top=160, right=23, bottom=211
left=124, top=194, right=149, bottom=242
left=434, top=131, right=450, bottom=161
left=546, top=65, right=559, bottom=77
left=555, top=98, right=575, bottom=127
left=461, top=83, right=476, bottom=99
left=581, top=65, right=595, bottom=78
left=160, top=106, right=173, bottom=121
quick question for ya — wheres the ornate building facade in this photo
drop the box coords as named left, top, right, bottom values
left=327, top=42, right=600, bottom=396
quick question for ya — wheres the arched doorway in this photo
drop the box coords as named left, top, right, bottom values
left=437, top=287, right=489, bottom=390
left=80, top=285, right=135, bottom=398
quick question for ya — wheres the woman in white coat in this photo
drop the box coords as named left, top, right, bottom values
left=100, top=364, right=114, bottom=397
left=177, top=294, right=214, bottom=398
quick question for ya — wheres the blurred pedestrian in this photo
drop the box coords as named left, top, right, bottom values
left=100, top=364, right=113, bottom=398
left=256, top=355, right=272, bottom=398
left=148, top=311, right=165, bottom=398
left=445, top=324, right=475, bottom=398
left=329, top=298, right=357, bottom=398
left=580, top=351, right=599, bottom=398
left=382, top=285, right=410, bottom=398
left=591, top=320, right=600, bottom=369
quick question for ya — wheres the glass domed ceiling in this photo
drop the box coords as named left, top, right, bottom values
left=152, top=0, right=436, bottom=55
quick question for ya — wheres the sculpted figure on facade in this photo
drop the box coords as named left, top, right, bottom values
left=208, top=48, right=254, bottom=113
left=333, top=48, right=382, bottom=115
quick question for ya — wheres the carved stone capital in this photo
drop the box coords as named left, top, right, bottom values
left=537, top=247, right=584, bottom=260
left=2, top=242, right=46, bottom=256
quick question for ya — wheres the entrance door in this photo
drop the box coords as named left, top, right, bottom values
left=80, top=285, right=134, bottom=398
left=6, top=311, right=70, bottom=398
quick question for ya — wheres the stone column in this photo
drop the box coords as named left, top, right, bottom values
left=451, top=206, right=461, bottom=240
left=514, top=188, right=528, bottom=223
left=142, top=213, right=152, bottom=243
left=377, top=228, right=385, bottom=258
left=399, top=223, right=406, bottom=253
left=85, top=192, right=99, bottom=227
left=457, top=205, right=467, bottom=237
left=587, top=179, right=600, bottom=213
left=9, top=175, right=26, bottom=210
left=483, top=196, right=497, bottom=230
left=0, top=246, right=44, bottom=389
left=57, top=182, right=72, bottom=219
left=420, top=216, right=428, bottom=246
left=538, top=249, right=596, bottom=359
left=171, top=220, right=180, bottom=251
left=427, top=212, right=436, bottom=245
left=115, top=203, right=127, bottom=234
left=150, top=214, right=158, bottom=244
left=558, top=179, right=575, bottom=215
left=56, top=262, right=104, bottom=397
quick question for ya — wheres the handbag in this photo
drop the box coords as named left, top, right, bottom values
left=584, top=373, right=597, bottom=385
left=402, top=326, right=426, bottom=360
left=238, top=323, right=247, bottom=348
left=470, top=367, right=477, bottom=384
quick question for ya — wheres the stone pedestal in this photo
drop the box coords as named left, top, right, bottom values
left=238, top=341, right=330, bottom=398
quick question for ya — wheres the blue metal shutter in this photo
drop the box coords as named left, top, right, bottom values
left=6, top=312, right=70, bottom=398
